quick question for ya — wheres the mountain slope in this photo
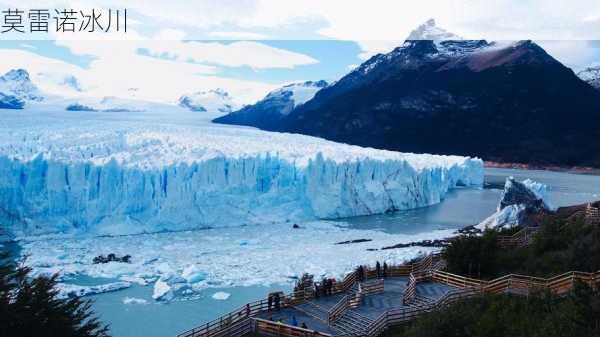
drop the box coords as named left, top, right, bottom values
left=178, top=88, right=237, bottom=118
left=213, top=80, right=327, bottom=130
left=281, top=39, right=600, bottom=167
left=578, top=66, right=600, bottom=90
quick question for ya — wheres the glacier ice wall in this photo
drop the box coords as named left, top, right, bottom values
left=0, top=152, right=482, bottom=236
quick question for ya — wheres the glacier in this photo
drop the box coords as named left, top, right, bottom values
left=0, top=108, right=483, bottom=237
left=477, top=177, right=553, bottom=230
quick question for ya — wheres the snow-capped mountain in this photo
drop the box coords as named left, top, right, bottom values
left=65, top=96, right=155, bottom=112
left=178, top=88, right=237, bottom=117
left=578, top=66, right=600, bottom=90
left=0, top=69, right=44, bottom=109
left=250, top=20, right=600, bottom=167
left=213, top=80, right=328, bottom=130
left=405, top=18, right=462, bottom=40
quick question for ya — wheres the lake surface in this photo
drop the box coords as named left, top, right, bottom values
left=7, top=168, right=600, bottom=337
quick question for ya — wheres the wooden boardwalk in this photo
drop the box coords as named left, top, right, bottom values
left=176, top=225, right=600, bottom=337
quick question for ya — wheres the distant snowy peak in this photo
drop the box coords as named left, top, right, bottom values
left=178, top=88, right=236, bottom=116
left=212, top=80, right=328, bottom=130
left=405, top=19, right=462, bottom=41
left=578, top=66, right=600, bottom=90
left=265, top=80, right=328, bottom=111
left=0, top=69, right=44, bottom=105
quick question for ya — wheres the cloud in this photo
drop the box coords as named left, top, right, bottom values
left=138, top=40, right=318, bottom=69
left=0, top=47, right=277, bottom=104
left=207, top=31, right=269, bottom=39
left=536, top=40, right=600, bottom=71
left=355, top=40, right=403, bottom=60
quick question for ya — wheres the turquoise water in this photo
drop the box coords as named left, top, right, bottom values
left=5, top=168, right=600, bottom=337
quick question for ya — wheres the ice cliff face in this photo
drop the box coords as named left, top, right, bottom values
left=478, top=177, right=553, bottom=229
left=0, top=113, right=483, bottom=237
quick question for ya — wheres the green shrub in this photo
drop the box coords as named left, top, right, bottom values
left=384, top=283, right=600, bottom=337
left=0, top=252, right=110, bottom=337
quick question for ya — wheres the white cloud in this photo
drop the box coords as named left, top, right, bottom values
left=356, top=40, right=403, bottom=60
left=536, top=40, right=600, bottom=71
left=3, top=1, right=599, bottom=41
left=208, top=31, right=269, bottom=39
left=20, top=43, right=37, bottom=50
left=138, top=40, right=318, bottom=69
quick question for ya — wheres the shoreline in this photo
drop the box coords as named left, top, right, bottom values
left=484, top=161, right=600, bottom=175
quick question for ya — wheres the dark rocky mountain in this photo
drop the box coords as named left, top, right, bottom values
left=279, top=39, right=600, bottom=167
left=213, top=80, right=327, bottom=130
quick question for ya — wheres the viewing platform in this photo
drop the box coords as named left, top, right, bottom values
left=177, top=216, right=600, bottom=337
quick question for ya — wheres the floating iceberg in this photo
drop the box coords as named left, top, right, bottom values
left=0, top=110, right=483, bottom=237
left=57, top=281, right=131, bottom=299
left=123, top=297, right=148, bottom=305
left=212, top=291, right=231, bottom=300
left=19, top=221, right=457, bottom=302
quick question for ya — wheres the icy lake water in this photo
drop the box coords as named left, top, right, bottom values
left=7, top=168, right=600, bottom=337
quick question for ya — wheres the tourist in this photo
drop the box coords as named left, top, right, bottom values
left=301, top=322, right=308, bottom=329
left=268, top=294, right=273, bottom=311
left=376, top=261, right=381, bottom=277
left=383, top=262, right=388, bottom=277
left=245, top=303, right=251, bottom=317
left=314, top=283, right=319, bottom=298
left=274, top=293, right=281, bottom=310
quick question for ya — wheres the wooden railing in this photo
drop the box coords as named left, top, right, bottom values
left=176, top=252, right=444, bottom=337
left=254, top=318, right=333, bottom=337
left=365, top=288, right=479, bottom=337
left=361, top=279, right=385, bottom=296
left=410, top=269, right=600, bottom=299
left=327, top=294, right=350, bottom=323
left=177, top=298, right=271, bottom=337
left=402, top=253, right=446, bottom=304
left=497, top=227, right=539, bottom=248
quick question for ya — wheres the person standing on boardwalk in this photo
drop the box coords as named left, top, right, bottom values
left=383, top=262, right=388, bottom=278
left=274, top=293, right=281, bottom=310
left=267, top=294, right=273, bottom=311
left=376, top=261, right=381, bottom=278
left=245, top=303, right=251, bottom=317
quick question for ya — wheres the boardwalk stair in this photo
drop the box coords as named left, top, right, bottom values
left=331, top=310, right=373, bottom=337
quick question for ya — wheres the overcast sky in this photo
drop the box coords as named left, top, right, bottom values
left=0, top=0, right=599, bottom=104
